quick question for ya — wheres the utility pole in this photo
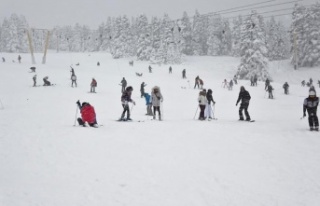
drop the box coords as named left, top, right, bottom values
left=293, top=28, right=298, bottom=70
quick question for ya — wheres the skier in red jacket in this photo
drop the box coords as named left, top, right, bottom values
left=76, top=101, right=98, bottom=127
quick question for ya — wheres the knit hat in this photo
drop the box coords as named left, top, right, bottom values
left=309, top=90, right=316, bottom=96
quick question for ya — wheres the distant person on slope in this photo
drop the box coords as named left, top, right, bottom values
left=140, top=82, right=147, bottom=98
left=182, top=69, right=186, bottom=79
left=120, top=77, right=127, bottom=93
left=32, top=74, right=37, bottom=87
left=303, top=90, right=319, bottom=131
left=198, top=90, right=207, bottom=120
left=76, top=100, right=99, bottom=127
left=194, top=76, right=200, bottom=89
left=283, top=82, right=289, bottom=95
left=43, top=76, right=51, bottom=86
left=236, top=86, right=251, bottom=121
left=18, top=55, right=21, bottom=63
left=267, top=84, right=274, bottom=99
left=143, top=93, right=153, bottom=116
left=71, top=73, right=77, bottom=87
left=90, top=78, right=97, bottom=93
left=205, top=89, right=216, bottom=120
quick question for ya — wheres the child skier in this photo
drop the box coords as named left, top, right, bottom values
left=151, top=86, right=163, bottom=120
left=119, top=86, right=135, bottom=121
left=303, top=90, right=319, bottom=131
left=76, top=101, right=98, bottom=127
left=71, top=74, right=77, bottom=87
left=143, top=93, right=153, bottom=116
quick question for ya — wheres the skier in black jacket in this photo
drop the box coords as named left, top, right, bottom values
left=236, top=86, right=251, bottom=121
left=303, top=90, right=319, bottom=131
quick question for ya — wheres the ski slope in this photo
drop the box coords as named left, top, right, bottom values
left=0, top=52, right=320, bottom=206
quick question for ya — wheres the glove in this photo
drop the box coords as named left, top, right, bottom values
left=236, top=103, right=238, bottom=106
left=76, top=100, right=80, bottom=105
left=132, top=101, right=136, bottom=105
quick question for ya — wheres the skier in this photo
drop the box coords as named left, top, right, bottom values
left=229, top=80, right=234, bottom=90
left=70, top=66, right=75, bottom=76
left=309, top=78, right=313, bottom=86
left=301, top=80, right=306, bottom=87
left=303, top=90, right=319, bottom=131
left=198, top=90, right=207, bottom=120
left=71, top=73, right=77, bottom=87
left=182, top=69, right=186, bottom=79
left=205, top=89, right=216, bottom=120
left=267, top=84, right=274, bottom=99
left=120, top=77, right=127, bottom=93
left=222, top=79, right=228, bottom=88
left=119, top=86, right=135, bottom=121
left=169, top=66, right=172, bottom=74
left=90, top=78, right=97, bottom=93
left=140, top=82, right=147, bottom=98
left=32, top=74, right=37, bottom=87
left=76, top=100, right=99, bottom=127
left=265, top=78, right=270, bottom=90
left=151, top=86, right=163, bottom=120
left=283, top=82, right=289, bottom=94
left=148, top=65, right=152, bottom=73
left=43, top=76, right=51, bottom=86
left=143, top=93, right=153, bottom=116
left=236, top=86, right=251, bottom=121
left=194, top=76, right=200, bottom=89
left=18, top=55, right=21, bottom=63
left=199, top=78, right=204, bottom=89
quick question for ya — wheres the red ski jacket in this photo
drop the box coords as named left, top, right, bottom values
left=81, top=104, right=96, bottom=123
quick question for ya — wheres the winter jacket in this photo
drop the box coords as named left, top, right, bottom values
left=80, top=104, right=96, bottom=124
left=144, top=93, right=152, bottom=105
left=121, top=79, right=127, bottom=87
left=236, top=90, right=251, bottom=105
left=198, top=91, right=207, bottom=105
left=303, top=96, right=319, bottom=115
left=91, top=79, right=97, bottom=87
left=206, top=91, right=215, bottom=104
left=121, top=90, right=133, bottom=104
left=151, top=86, right=163, bottom=107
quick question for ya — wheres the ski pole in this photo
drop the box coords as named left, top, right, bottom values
left=193, top=105, right=199, bottom=120
left=73, top=105, right=78, bottom=126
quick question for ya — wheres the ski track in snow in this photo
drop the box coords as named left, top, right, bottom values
left=0, top=52, right=320, bottom=206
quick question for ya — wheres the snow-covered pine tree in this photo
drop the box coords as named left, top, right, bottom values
left=135, top=14, right=152, bottom=61
left=192, top=10, right=208, bottom=55
left=231, top=16, right=243, bottom=57
left=290, top=3, right=307, bottom=68
left=180, top=11, right=193, bottom=55
left=207, top=15, right=223, bottom=56
left=237, top=10, right=269, bottom=81
left=266, top=17, right=290, bottom=61
left=1, top=15, right=21, bottom=52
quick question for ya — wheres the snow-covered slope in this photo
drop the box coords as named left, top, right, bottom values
left=0, top=52, right=319, bottom=206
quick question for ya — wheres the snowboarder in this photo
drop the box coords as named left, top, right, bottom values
left=32, top=75, right=37, bottom=87
left=301, top=80, right=306, bottom=87
left=198, top=90, right=207, bottom=120
left=140, top=82, right=147, bottom=98
left=236, top=86, right=251, bottom=121
left=43, top=76, right=51, bottom=86
left=71, top=74, right=77, bottom=87
left=303, top=90, right=319, bottom=131
left=151, top=86, right=163, bottom=120
left=182, top=69, right=186, bottom=79
left=90, top=78, right=97, bottom=93
left=194, top=76, right=200, bottom=89
left=283, top=82, right=289, bottom=94
left=205, top=89, right=216, bottom=120
left=119, top=86, right=135, bottom=121
left=76, top=100, right=99, bottom=127
left=267, top=84, right=274, bottom=99
left=169, top=66, right=172, bottom=74
left=265, top=78, right=270, bottom=90
left=143, top=93, right=153, bottom=116
left=148, top=65, right=152, bottom=73
left=120, top=77, right=127, bottom=93
left=18, top=55, right=21, bottom=63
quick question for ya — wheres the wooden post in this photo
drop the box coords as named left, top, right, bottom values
left=293, top=29, right=298, bottom=70
left=42, top=30, right=50, bottom=64
left=26, top=29, right=36, bottom=64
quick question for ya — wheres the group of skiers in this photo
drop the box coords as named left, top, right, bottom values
left=197, top=89, right=216, bottom=120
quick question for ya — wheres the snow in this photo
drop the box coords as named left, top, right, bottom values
left=0, top=52, right=320, bottom=206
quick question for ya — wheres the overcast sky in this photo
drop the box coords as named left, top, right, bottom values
left=0, top=0, right=317, bottom=29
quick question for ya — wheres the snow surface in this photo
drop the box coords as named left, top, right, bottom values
left=0, top=52, right=320, bottom=206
